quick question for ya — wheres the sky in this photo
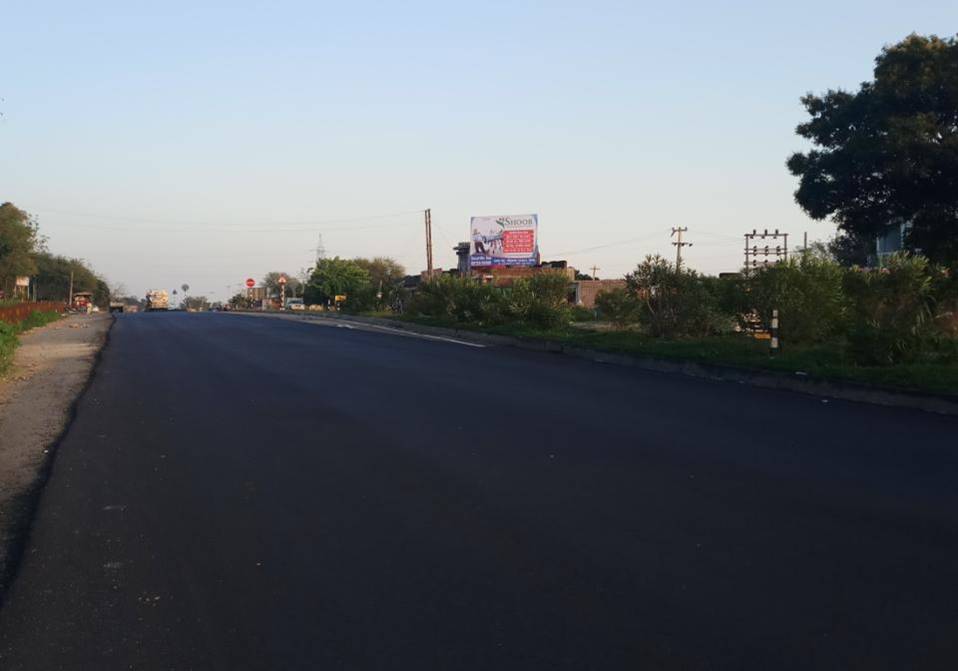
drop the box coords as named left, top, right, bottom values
left=2, top=1, right=955, bottom=300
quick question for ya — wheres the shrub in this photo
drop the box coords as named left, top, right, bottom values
left=746, top=251, right=847, bottom=344
left=594, top=288, right=640, bottom=328
left=570, top=305, right=596, bottom=322
left=501, top=272, right=572, bottom=329
left=931, top=264, right=958, bottom=338
left=0, top=321, right=16, bottom=374
left=625, top=255, right=730, bottom=337
left=842, top=253, right=938, bottom=364
left=408, top=275, right=504, bottom=325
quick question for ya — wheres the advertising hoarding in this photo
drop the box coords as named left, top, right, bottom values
left=470, top=214, right=539, bottom=268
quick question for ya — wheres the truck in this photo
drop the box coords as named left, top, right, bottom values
left=146, top=290, right=170, bottom=311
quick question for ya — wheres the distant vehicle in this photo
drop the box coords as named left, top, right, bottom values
left=109, top=302, right=125, bottom=313
left=72, top=292, right=94, bottom=310
left=285, top=298, right=305, bottom=311
left=146, top=290, right=170, bottom=311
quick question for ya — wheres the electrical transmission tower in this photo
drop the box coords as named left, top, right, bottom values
left=313, top=234, right=326, bottom=264
left=744, top=229, right=788, bottom=273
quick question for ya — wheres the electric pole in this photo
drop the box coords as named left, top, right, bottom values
left=68, top=270, right=74, bottom=306
left=590, top=265, right=600, bottom=280
left=424, top=208, right=434, bottom=279
left=671, top=227, right=692, bottom=271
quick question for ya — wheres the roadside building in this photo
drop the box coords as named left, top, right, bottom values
left=572, top=279, right=628, bottom=309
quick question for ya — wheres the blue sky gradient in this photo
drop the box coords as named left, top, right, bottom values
left=2, top=1, right=955, bottom=298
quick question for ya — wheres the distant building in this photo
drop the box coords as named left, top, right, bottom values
left=454, top=242, right=470, bottom=275
left=873, top=221, right=912, bottom=265
left=573, top=280, right=627, bottom=309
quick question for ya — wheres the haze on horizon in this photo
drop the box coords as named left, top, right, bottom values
left=2, top=1, right=954, bottom=300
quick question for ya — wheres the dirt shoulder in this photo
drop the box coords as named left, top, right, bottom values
left=0, top=313, right=112, bottom=591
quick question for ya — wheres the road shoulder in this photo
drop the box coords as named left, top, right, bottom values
left=0, top=313, right=112, bottom=596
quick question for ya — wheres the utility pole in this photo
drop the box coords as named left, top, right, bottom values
left=671, top=227, right=692, bottom=271
left=424, top=208, right=434, bottom=279
left=590, top=265, right=600, bottom=280
left=68, top=270, right=74, bottom=307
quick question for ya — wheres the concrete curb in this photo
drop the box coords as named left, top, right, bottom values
left=231, top=310, right=958, bottom=416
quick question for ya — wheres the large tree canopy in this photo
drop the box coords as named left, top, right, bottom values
left=0, top=202, right=41, bottom=291
left=304, top=257, right=371, bottom=305
left=787, top=34, right=958, bottom=263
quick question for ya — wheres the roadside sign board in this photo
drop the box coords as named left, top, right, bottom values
left=470, top=214, right=539, bottom=268
left=278, top=276, right=287, bottom=285
left=246, top=278, right=255, bottom=288
left=334, top=294, right=347, bottom=303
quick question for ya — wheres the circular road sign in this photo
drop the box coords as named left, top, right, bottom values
left=278, top=275, right=287, bottom=285
left=245, top=278, right=255, bottom=288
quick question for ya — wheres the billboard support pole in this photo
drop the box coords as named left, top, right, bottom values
left=425, top=208, right=434, bottom=279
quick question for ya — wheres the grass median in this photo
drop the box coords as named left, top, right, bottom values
left=395, top=315, right=958, bottom=397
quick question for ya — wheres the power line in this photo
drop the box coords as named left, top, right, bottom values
left=551, top=232, right=662, bottom=257
left=30, top=208, right=426, bottom=233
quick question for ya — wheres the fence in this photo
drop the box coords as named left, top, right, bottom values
left=0, top=301, right=68, bottom=325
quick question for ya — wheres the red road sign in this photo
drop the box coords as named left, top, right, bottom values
left=278, top=276, right=287, bottom=285
left=245, top=278, right=255, bottom=288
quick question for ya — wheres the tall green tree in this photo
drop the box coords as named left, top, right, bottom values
left=787, top=34, right=958, bottom=263
left=304, top=257, right=370, bottom=306
left=33, top=253, right=103, bottom=302
left=351, top=257, right=406, bottom=308
left=0, top=202, right=40, bottom=294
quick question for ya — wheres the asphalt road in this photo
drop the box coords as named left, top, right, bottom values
left=1, top=312, right=957, bottom=670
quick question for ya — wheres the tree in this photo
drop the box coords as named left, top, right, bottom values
left=788, top=34, right=958, bottom=263
left=304, top=257, right=370, bottom=306
left=351, top=257, right=406, bottom=309
left=827, top=231, right=872, bottom=267
left=32, top=252, right=104, bottom=302
left=0, top=202, right=40, bottom=295
left=262, top=271, right=303, bottom=298
left=625, top=255, right=729, bottom=337
left=182, top=295, right=210, bottom=311
left=228, top=292, right=251, bottom=309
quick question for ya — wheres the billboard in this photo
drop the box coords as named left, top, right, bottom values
left=470, top=214, right=539, bottom=267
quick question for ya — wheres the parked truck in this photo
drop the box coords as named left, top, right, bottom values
left=146, top=290, right=170, bottom=311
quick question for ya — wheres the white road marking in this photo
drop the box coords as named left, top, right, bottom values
left=232, top=311, right=486, bottom=348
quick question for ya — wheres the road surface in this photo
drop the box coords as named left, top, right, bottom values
left=1, top=312, right=956, bottom=670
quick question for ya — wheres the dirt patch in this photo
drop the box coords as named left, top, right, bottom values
left=0, top=313, right=112, bottom=590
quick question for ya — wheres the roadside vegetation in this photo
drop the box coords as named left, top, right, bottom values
left=0, top=310, right=62, bottom=376
left=397, top=250, right=958, bottom=395
left=1, top=202, right=109, bottom=305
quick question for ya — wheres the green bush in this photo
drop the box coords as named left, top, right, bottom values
left=931, top=264, right=958, bottom=338
left=594, top=288, right=640, bottom=328
left=625, top=255, right=731, bottom=337
left=408, top=272, right=572, bottom=329
left=0, top=321, right=17, bottom=374
left=0, top=310, right=60, bottom=374
left=570, top=305, right=596, bottom=322
left=501, top=272, right=572, bottom=329
left=408, top=275, right=504, bottom=326
left=843, top=254, right=938, bottom=364
left=746, top=251, right=847, bottom=344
